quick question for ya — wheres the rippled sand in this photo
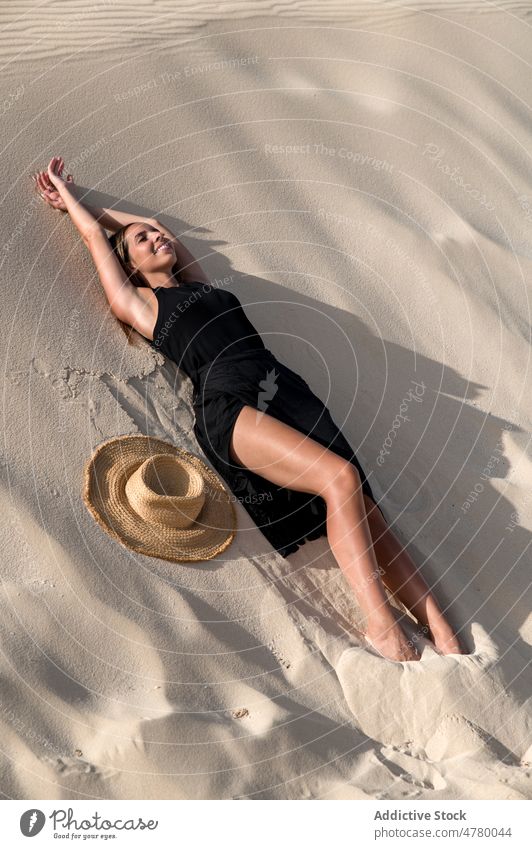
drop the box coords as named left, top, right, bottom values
left=1, top=1, right=531, bottom=800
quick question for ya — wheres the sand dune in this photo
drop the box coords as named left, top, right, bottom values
left=1, top=0, right=531, bottom=799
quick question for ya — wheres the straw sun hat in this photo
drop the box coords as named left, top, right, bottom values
left=83, top=434, right=236, bottom=562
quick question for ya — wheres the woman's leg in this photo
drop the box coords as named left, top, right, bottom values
left=229, top=405, right=421, bottom=662
left=362, top=496, right=464, bottom=654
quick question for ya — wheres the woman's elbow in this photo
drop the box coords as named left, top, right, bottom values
left=83, top=225, right=108, bottom=248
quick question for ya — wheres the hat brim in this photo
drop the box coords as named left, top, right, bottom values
left=83, top=435, right=237, bottom=563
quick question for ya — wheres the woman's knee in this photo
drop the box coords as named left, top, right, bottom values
left=322, top=461, right=362, bottom=502
left=230, top=406, right=363, bottom=498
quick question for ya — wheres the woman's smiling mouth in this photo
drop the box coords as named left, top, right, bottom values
left=153, top=241, right=173, bottom=254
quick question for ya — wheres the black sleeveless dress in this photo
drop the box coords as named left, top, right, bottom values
left=147, top=280, right=384, bottom=557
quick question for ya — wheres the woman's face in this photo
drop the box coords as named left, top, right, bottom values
left=125, top=222, right=175, bottom=275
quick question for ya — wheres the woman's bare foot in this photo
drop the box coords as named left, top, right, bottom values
left=415, top=608, right=465, bottom=655
left=365, top=612, right=421, bottom=662
left=427, top=620, right=465, bottom=655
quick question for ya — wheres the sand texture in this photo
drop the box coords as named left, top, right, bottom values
left=1, top=1, right=531, bottom=799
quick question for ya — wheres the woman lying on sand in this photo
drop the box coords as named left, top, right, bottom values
left=31, top=155, right=465, bottom=663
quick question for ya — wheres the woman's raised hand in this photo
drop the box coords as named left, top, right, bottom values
left=31, top=156, right=74, bottom=212
left=47, top=155, right=73, bottom=190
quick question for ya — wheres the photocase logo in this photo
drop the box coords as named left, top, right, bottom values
left=255, top=367, right=279, bottom=423
left=20, top=809, right=46, bottom=836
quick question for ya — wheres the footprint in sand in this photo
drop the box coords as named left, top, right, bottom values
left=31, top=357, right=87, bottom=400
left=43, top=754, right=97, bottom=776
left=374, top=743, right=447, bottom=795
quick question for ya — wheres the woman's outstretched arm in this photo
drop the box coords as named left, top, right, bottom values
left=33, top=159, right=157, bottom=233
left=40, top=157, right=147, bottom=320
left=34, top=155, right=210, bottom=284
left=67, top=186, right=160, bottom=233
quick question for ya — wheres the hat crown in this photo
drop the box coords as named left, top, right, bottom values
left=125, top=454, right=205, bottom=528
left=83, top=435, right=236, bottom=562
